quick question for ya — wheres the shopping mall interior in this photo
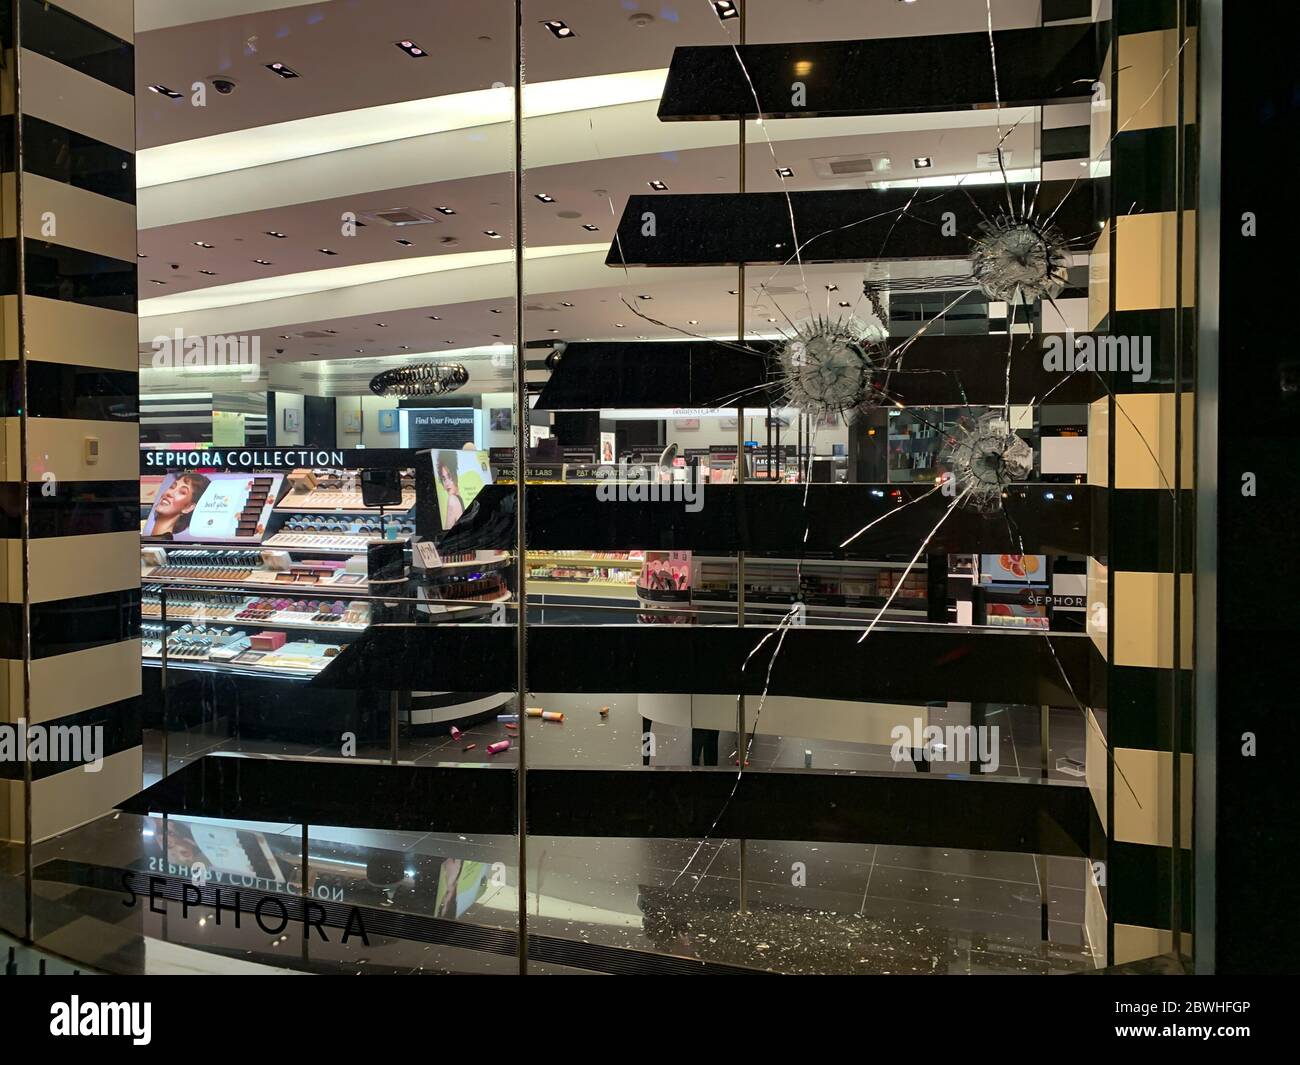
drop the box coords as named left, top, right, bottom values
left=0, top=0, right=1293, bottom=978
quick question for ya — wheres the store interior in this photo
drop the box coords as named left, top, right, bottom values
left=0, top=0, right=1213, bottom=975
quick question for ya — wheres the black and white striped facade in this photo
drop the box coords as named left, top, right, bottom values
left=1, top=0, right=140, bottom=842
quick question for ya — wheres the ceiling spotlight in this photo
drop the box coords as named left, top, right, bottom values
left=728, top=289, right=739, bottom=295
left=318, top=248, right=338, bottom=255
left=395, top=40, right=428, bottom=58
left=560, top=301, right=575, bottom=307
left=265, top=230, right=287, bottom=239
left=534, top=193, right=556, bottom=203
left=648, top=179, right=668, bottom=191
left=615, top=323, right=626, bottom=328
left=199, top=270, right=217, bottom=276
left=774, top=166, right=794, bottom=178
left=826, top=283, right=839, bottom=291
left=484, top=230, right=502, bottom=239
left=429, top=315, right=442, bottom=320
left=435, top=206, right=456, bottom=215
left=838, top=300, right=852, bottom=308
left=150, top=279, right=166, bottom=285
left=913, top=156, right=933, bottom=168
left=395, top=238, right=414, bottom=246
left=137, top=253, right=148, bottom=258
left=688, top=320, right=699, bottom=325
left=581, top=224, right=600, bottom=232
left=490, top=309, right=503, bottom=314
left=541, top=20, right=576, bottom=39
left=711, top=0, right=739, bottom=20
left=193, top=241, right=214, bottom=248
left=637, top=294, right=653, bottom=300
left=266, top=62, right=300, bottom=78
left=253, top=259, right=273, bottom=265
left=148, top=84, right=183, bottom=99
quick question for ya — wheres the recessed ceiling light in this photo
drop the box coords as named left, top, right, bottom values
left=150, top=279, right=166, bottom=285
left=324, top=329, right=338, bottom=334
left=728, top=289, right=739, bottom=295
left=147, top=84, right=183, bottom=99
left=193, top=241, right=214, bottom=248
left=711, top=0, right=739, bottom=20
left=637, top=294, right=653, bottom=300
left=266, top=62, right=300, bottom=79
left=548, top=329, right=559, bottom=334
left=534, top=193, right=555, bottom=203
left=199, top=270, right=217, bottom=276
left=541, top=19, right=576, bottom=39
left=774, top=166, right=794, bottom=178
left=615, top=323, right=625, bottom=328
left=913, top=156, right=933, bottom=168
left=435, top=206, right=456, bottom=215
left=484, top=230, right=502, bottom=239
left=560, top=301, right=574, bottom=307
left=376, top=322, right=388, bottom=327
left=395, top=40, right=428, bottom=58
left=429, top=315, right=442, bottom=320
left=581, top=224, right=599, bottom=232
left=838, top=301, right=852, bottom=308
left=826, top=283, right=839, bottom=291
left=265, top=230, right=287, bottom=239
left=490, top=309, right=503, bottom=314
left=137, top=253, right=148, bottom=258
left=253, top=259, right=273, bottom=265
left=767, top=317, right=778, bottom=323
left=648, top=180, right=668, bottom=191
left=688, top=320, right=699, bottom=325
left=318, top=248, right=338, bottom=255
left=395, top=238, right=414, bottom=246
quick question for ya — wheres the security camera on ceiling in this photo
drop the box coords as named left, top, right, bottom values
left=209, top=76, right=238, bottom=95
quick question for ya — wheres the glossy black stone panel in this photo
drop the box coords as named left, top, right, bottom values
left=0, top=587, right=140, bottom=658
left=657, top=24, right=1103, bottom=120
left=18, top=0, right=133, bottom=94
left=431, top=482, right=1091, bottom=556
left=0, top=115, right=136, bottom=204
left=313, top=624, right=1095, bottom=707
left=0, top=359, right=138, bottom=420
left=534, top=335, right=1105, bottom=411
left=528, top=767, right=1094, bottom=858
left=117, top=752, right=1095, bottom=858
left=607, top=181, right=1101, bottom=267
left=0, top=479, right=140, bottom=538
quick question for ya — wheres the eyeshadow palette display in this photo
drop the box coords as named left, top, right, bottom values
left=142, top=547, right=365, bottom=589
left=264, top=513, right=415, bottom=551
left=142, top=587, right=370, bottom=632
left=277, top=468, right=417, bottom=512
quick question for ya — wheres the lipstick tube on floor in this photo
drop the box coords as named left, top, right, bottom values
left=486, top=739, right=511, bottom=755
left=541, top=711, right=564, bottom=722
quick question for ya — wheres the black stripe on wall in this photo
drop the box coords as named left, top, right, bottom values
left=0, top=360, right=137, bottom=420
left=1115, top=0, right=1180, bottom=36
left=0, top=588, right=140, bottom=658
left=0, top=479, right=140, bottom=538
left=1109, top=665, right=1193, bottom=752
left=1112, top=125, right=1197, bottom=217
left=1110, top=840, right=1192, bottom=932
left=0, top=115, right=136, bottom=205
left=1092, top=485, right=1192, bottom=572
left=0, top=238, right=137, bottom=313
left=0, top=693, right=142, bottom=781
left=16, top=0, right=134, bottom=95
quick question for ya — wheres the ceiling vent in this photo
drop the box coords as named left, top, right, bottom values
left=811, top=153, right=892, bottom=180
left=976, top=150, right=1014, bottom=169
left=360, top=207, right=441, bottom=227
